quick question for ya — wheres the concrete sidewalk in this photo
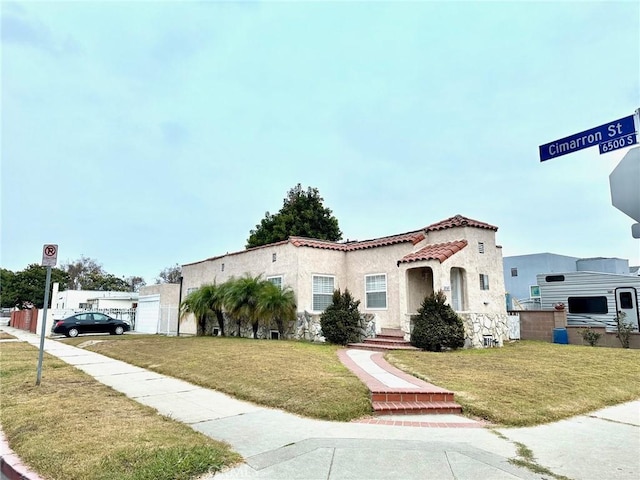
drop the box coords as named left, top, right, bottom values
left=2, top=327, right=639, bottom=480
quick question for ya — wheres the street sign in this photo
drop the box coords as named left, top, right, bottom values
left=539, top=114, right=636, bottom=162
left=41, top=244, right=58, bottom=267
left=609, top=147, right=640, bottom=225
left=599, top=133, right=638, bottom=155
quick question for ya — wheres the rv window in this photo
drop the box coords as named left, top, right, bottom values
left=568, top=296, right=608, bottom=315
left=545, top=275, right=565, bottom=282
left=619, top=292, right=633, bottom=309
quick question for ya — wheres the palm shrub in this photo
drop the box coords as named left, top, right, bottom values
left=223, top=275, right=265, bottom=338
left=257, top=282, right=297, bottom=338
left=411, top=290, right=465, bottom=352
left=320, top=289, right=362, bottom=345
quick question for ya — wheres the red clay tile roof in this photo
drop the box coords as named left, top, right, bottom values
left=425, top=215, right=497, bottom=232
left=289, top=231, right=425, bottom=251
left=398, top=240, right=468, bottom=265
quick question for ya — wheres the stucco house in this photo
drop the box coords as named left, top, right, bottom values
left=181, top=215, right=509, bottom=347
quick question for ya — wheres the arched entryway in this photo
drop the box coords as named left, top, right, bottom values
left=450, top=267, right=466, bottom=311
left=406, top=266, right=434, bottom=314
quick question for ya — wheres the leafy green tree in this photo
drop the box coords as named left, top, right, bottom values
left=62, top=256, right=102, bottom=290
left=156, top=264, right=182, bottom=284
left=410, top=290, right=465, bottom=352
left=0, top=265, right=69, bottom=308
left=223, top=275, right=266, bottom=338
left=84, top=272, right=130, bottom=291
left=126, top=276, right=146, bottom=292
left=320, top=289, right=362, bottom=345
left=0, top=268, right=16, bottom=308
left=246, top=184, right=342, bottom=248
left=61, top=256, right=135, bottom=291
left=257, top=282, right=297, bottom=338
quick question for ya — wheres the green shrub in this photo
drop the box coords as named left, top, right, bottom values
left=616, top=311, right=633, bottom=349
left=411, top=290, right=465, bottom=352
left=320, top=289, right=362, bottom=345
left=579, top=328, right=602, bottom=347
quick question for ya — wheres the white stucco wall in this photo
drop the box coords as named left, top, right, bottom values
left=180, top=222, right=507, bottom=338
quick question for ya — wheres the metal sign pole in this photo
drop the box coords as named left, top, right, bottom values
left=36, top=265, right=52, bottom=386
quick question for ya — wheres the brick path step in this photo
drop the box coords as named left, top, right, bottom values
left=347, top=328, right=419, bottom=352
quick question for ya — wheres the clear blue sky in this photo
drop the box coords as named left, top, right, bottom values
left=2, top=0, right=639, bottom=284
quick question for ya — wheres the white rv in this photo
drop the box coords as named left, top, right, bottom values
left=536, top=271, right=640, bottom=330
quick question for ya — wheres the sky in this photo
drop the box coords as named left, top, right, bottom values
left=2, top=0, right=639, bottom=285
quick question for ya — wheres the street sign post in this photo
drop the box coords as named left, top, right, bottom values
left=36, top=244, right=58, bottom=386
left=539, top=114, right=636, bottom=162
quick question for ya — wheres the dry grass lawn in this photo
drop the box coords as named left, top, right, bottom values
left=388, top=341, right=640, bottom=426
left=63, top=335, right=372, bottom=421
left=0, top=342, right=241, bottom=480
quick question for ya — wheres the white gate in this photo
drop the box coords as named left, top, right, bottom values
left=136, top=295, right=160, bottom=334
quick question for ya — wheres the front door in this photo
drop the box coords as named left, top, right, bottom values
left=615, top=287, right=639, bottom=329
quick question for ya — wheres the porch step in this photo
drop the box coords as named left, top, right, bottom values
left=371, top=389, right=461, bottom=415
left=347, top=342, right=420, bottom=352
left=373, top=400, right=463, bottom=415
left=380, top=328, right=405, bottom=338
left=347, top=328, right=418, bottom=351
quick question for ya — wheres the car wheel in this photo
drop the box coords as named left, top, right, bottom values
left=67, top=328, right=79, bottom=338
left=114, top=326, right=124, bottom=335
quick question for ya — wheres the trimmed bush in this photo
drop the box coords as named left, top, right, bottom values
left=411, top=290, right=465, bottom=352
left=320, top=289, right=362, bottom=345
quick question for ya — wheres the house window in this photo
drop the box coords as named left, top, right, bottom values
left=478, top=242, right=485, bottom=254
left=511, top=268, right=518, bottom=277
left=267, top=276, right=283, bottom=290
left=221, top=263, right=225, bottom=272
left=272, top=253, right=277, bottom=262
left=479, top=274, right=490, bottom=290
left=79, top=303, right=90, bottom=310
left=365, top=274, right=387, bottom=309
left=568, top=296, right=608, bottom=314
left=187, top=287, right=198, bottom=295
left=312, top=275, right=334, bottom=311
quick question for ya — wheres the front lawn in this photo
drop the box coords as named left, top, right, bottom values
left=63, top=335, right=373, bottom=421
left=62, top=335, right=640, bottom=427
left=388, top=341, right=640, bottom=426
left=0, top=342, right=241, bottom=480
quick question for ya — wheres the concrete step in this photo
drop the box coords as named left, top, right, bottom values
left=380, top=328, right=404, bottom=338
left=347, top=342, right=419, bottom=352
left=363, top=337, right=413, bottom=346
left=371, top=390, right=455, bottom=403
left=372, top=400, right=463, bottom=415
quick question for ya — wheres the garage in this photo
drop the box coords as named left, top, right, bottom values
left=135, top=294, right=160, bottom=334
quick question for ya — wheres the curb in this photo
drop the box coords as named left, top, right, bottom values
left=0, top=431, right=45, bottom=480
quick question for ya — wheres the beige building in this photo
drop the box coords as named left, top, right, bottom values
left=182, top=215, right=509, bottom=346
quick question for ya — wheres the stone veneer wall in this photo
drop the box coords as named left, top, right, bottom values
left=212, top=312, right=376, bottom=342
left=403, top=312, right=510, bottom=348
left=458, top=312, right=510, bottom=348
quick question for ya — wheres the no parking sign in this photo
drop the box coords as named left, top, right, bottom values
left=41, top=244, right=58, bottom=267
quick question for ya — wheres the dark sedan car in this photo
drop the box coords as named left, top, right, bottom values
left=52, top=312, right=130, bottom=337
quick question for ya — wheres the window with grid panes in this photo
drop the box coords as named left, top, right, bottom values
left=365, top=274, right=387, bottom=309
left=267, top=276, right=283, bottom=290
left=479, top=274, right=490, bottom=290
left=312, top=275, right=334, bottom=311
